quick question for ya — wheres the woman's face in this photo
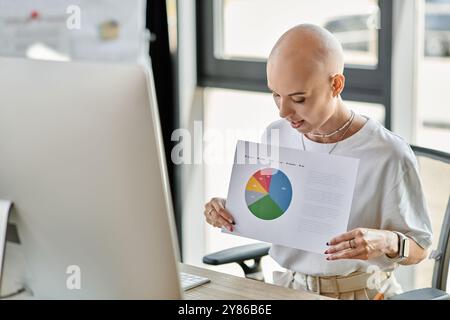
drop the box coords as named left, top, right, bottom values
left=267, top=57, right=338, bottom=134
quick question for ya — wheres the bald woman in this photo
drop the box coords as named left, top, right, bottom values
left=204, top=24, right=432, bottom=300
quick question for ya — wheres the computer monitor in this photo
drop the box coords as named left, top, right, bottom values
left=0, top=57, right=182, bottom=299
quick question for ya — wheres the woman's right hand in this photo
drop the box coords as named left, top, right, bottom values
left=204, top=197, right=235, bottom=232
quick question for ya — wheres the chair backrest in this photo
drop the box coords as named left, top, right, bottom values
left=432, top=197, right=450, bottom=291
left=411, top=145, right=450, bottom=291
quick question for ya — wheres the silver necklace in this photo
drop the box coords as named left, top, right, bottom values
left=302, top=111, right=355, bottom=155
left=308, top=110, right=355, bottom=138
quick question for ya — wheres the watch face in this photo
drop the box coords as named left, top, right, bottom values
left=403, top=238, right=410, bottom=258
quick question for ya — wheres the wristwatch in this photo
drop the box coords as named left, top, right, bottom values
left=386, top=231, right=410, bottom=263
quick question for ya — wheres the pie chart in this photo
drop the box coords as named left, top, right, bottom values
left=245, top=168, right=292, bottom=220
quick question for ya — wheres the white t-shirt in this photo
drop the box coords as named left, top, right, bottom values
left=261, top=116, right=433, bottom=276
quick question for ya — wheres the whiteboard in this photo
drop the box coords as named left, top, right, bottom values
left=0, top=0, right=147, bottom=62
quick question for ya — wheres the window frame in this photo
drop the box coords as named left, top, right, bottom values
left=196, top=0, right=393, bottom=128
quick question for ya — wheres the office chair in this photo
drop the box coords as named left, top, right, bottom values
left=203, top=145, right=450, bottom=299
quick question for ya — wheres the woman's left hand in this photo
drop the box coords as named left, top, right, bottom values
left=325, top=228, right=399, bottom=261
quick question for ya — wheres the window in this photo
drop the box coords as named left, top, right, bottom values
left=220, top=0, right=380, bottom=66
left=197, top=0, right=393, bottom=128
left=193, top=0, right=448, bottom=291
left=417, top=0, right=450, bottom=153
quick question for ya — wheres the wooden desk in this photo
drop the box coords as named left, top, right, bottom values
left=181, top=264, right=333, bottom=300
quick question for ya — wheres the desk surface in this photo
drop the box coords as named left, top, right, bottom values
left=7, top=263, right=332, bottom=300
left=181, top=264, right=332, bottom=300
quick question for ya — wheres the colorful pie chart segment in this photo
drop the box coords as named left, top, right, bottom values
left=245, top=168, right=293, bottom=220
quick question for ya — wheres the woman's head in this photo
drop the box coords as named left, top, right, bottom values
left=267, top=24, right=346, bottom=134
